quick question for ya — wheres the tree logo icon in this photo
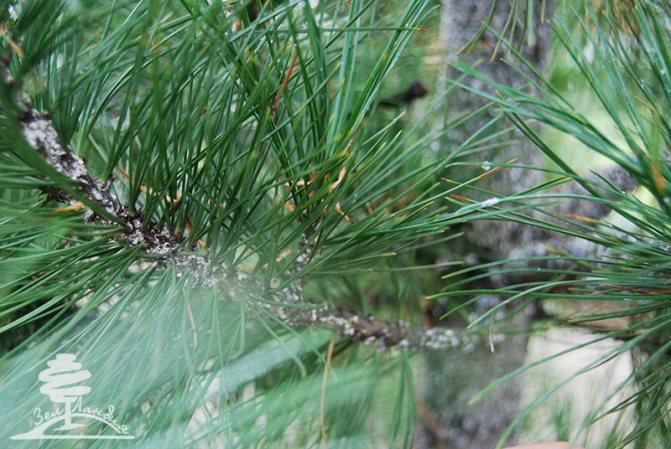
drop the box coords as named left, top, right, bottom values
left=10, top=353, right=134, bottom=440
left=39, top=354, right=92, bottom=430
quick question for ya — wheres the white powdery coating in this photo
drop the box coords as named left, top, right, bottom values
left=126, top=217, right=145, bottom=246
left=23, top=117, right=61, bottom=155
left=422, top=328, right=462, bottom=350
left=22, top=113, right=117, bottom=217
left=277, top=307, right=288, bottom=320
left=173, top=254, right=211, bottom=284
left=284, top=291, right=301, bottom=302
left=283, top=236, right=314, bottom=301
left=23, top=117, right=87, bottom=180
left=294, top=251, right=310, bottom=267
left=316, top=312, right=357, bottom=336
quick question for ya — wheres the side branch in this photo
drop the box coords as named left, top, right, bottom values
left=1, top=57, right=176, bottom=254
left=292, top=306, right=478, bottom=350
left=3, top=56, right=476, bottom=352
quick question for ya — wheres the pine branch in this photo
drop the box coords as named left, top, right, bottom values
left=1, top=56, right=177, bottom=255
left=255, top=216, right=477, bottom=350
left=290, top=306, right=476, bottom=350
left=4, top=66, right=467, bottom=351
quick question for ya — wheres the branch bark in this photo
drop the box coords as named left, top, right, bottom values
left=1, top=57, right=177, bottom=255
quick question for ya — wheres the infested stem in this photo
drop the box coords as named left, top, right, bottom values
left=1, top=54, right=474, bottom=353
left=1, top=56, right=177, bottom=255
left=289, top=306, right=479, bottom=350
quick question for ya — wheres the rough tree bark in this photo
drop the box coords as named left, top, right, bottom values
left=419, top=1, right=638, bottom=448
left=417, top=2, right=552, bottom=448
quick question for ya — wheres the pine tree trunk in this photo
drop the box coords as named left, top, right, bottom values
left=417, top=2, right=553, bottom=448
